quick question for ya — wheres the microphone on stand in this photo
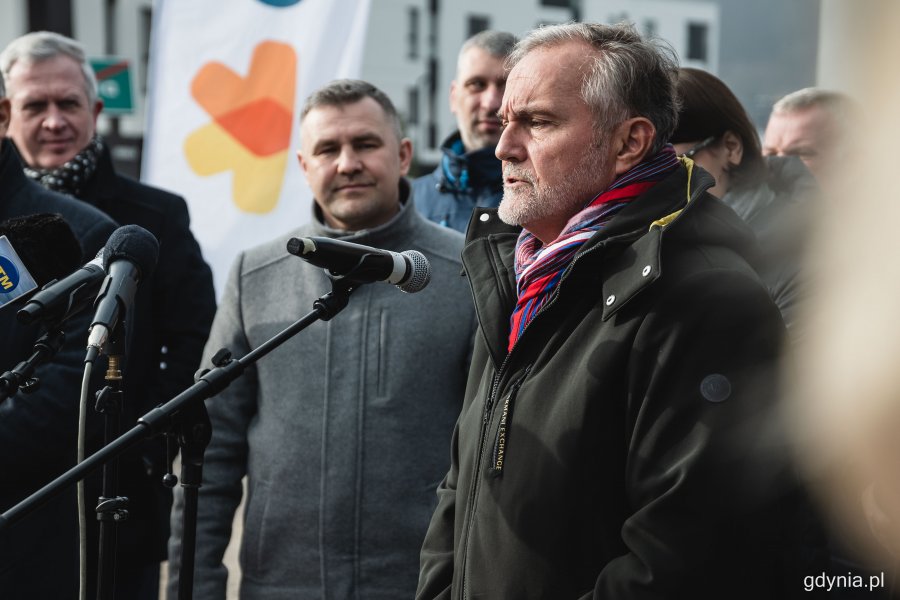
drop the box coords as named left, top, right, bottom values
left=286, top=236, right=431, bottom=293
left=84, top=225, right=159, bottom=364
left=16, top=250, right=106, bottom=326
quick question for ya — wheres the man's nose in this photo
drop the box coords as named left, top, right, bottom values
left=337, top=147, right=363, bottom=173
left=495, top=123, right=523, bottom=163
left=42, top=105, right=66, bottom=130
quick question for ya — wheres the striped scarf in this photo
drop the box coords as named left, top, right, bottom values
left=507, top=145, right=679, bottom=351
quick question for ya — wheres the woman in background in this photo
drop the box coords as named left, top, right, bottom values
left=671, top=67, right=817, bottom=337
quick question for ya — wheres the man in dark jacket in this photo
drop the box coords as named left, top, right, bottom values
left=417, top=23, right=816, bottom=600
left=0, top=75, right=123, bottom=599
left=2, top=31, right=217, bottom=599
left=413, top=30, right=516, bottom=232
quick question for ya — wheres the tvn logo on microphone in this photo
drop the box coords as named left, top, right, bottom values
left=0, top=235, right=39, bottom=309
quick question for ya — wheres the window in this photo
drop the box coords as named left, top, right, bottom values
left=140, top=7, right=153, bottom=95
left=28, top=0, right=73, bottom=36
left=540, top=0, right=570, bottom=7
left=407, top=7, right=420, bottom=60
left=687, top=22, right=709, bottom=62
left=467, top=14, right=490, bottom=37
left=407, top=87, right=419, bottom=125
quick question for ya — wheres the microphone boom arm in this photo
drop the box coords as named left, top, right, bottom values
left=0, top=278, right=358, bottom=600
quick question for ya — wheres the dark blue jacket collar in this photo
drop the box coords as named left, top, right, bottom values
left=437, top=131, right=503, bottom=193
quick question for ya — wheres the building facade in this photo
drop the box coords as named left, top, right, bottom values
left=5, top=0, right=814, bottom=178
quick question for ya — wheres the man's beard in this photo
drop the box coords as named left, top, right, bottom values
left=498, top=146, right=608, bottom=236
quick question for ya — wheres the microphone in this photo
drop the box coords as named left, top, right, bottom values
left=286, top=236, right=431, bottom=293
left=16, top=249, right=105, bottom=325
left=85, top=225, right=159, bottom=363
left=1, top=213, right=83, bottom=314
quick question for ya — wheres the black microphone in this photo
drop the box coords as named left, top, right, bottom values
left=1, top=213, right=83, bottom=316
left=16, top=249, right=105, bottom=325
left=286, top=236, right=431, bottom=293
left=85, top=225, right=159, bottom=363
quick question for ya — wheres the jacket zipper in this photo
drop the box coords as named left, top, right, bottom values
left=460, top=237, right=613, bottom=599
left=489, top=366, right=530, bottom=476
left=461, top=352, right=509, bottom=600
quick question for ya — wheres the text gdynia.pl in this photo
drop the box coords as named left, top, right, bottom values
left=804, top=571, right=885, bottom=592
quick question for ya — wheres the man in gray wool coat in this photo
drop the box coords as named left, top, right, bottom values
left=167, top=79, right=476, bottom=599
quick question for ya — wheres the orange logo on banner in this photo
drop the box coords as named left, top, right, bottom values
left=185, top=41, right=297, bottom=213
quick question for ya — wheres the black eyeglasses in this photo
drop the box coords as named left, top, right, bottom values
left=680, top=135, right=717, bottom=159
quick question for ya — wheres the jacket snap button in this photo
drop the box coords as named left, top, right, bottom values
left=479, top=213, right=490, bottom=222
left=642, top=265, right=651, bottom=277
left=605, top=294, right=616, bottom=306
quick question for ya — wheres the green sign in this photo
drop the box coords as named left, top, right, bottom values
left=90, top=58, right=134, bottom=114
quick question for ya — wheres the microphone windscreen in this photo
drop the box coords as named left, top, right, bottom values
left=0, top=213, right=82, bottom=286
left=103, top=224, right=160, bottom=280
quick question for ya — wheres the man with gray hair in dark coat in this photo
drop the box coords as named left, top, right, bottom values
left=417, top=22, right=820, bottom=600
left=0, top=69, right=121, bottom=600
left=2, top=31, right=217, bottom=599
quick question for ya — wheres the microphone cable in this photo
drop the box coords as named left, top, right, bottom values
left=76, top=360, right=94, bottom=600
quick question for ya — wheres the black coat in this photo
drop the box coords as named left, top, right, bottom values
left=0, top=138, right=121, bottom=599
left=78, top=144, right=217, bottom=422
left=0, top=139, right=216, bottom=598
left=417, top=163, right=820, bottom=599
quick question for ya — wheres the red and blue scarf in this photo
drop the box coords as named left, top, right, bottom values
left=507, top=146, right=679, bottom=351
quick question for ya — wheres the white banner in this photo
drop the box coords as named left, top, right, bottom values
left=142, top=0, right=372, bottom=294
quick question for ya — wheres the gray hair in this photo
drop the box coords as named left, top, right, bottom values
left=0, top=31, right=98, bottom=104
left=301, top=79, right=403, bottom=140
left=0, top=70, right=5, bottom=98
left=772, top=87, right=857, bottom=121
left=509, top=22, right=680, bottom=154
left=457, top=30, right=518, bottom=71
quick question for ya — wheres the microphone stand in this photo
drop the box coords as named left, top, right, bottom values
left=94, top=325, right=127, bottom=600
left=0, top=274, right=361, bottom=600
left=0, top=327, right=67, bottom=401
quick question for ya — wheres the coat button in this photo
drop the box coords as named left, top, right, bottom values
left=479, top=212, right=490, bottom=222
left=642, top=265, right=651, bottom=277
left=605, top=294, right=616, bottom=306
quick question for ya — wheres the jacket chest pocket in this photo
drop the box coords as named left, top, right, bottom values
left=488, top=367, right=530, bottom=477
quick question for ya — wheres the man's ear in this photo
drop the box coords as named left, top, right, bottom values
left=722, top=130, right=744, bottom=167
left=0, top=98, right=10, bottom=136
left=296, top=149, right=308, bottom=177
left=398, top=138, right=413, bottom=176
left=449, top=80, right=459, bottom=115
left=92, top=99, right=103, bottom=125
left=613, top=117, right=656, bottom=175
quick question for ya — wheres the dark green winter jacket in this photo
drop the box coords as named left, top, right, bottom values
left=417, top=160, right=815, bottom=600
